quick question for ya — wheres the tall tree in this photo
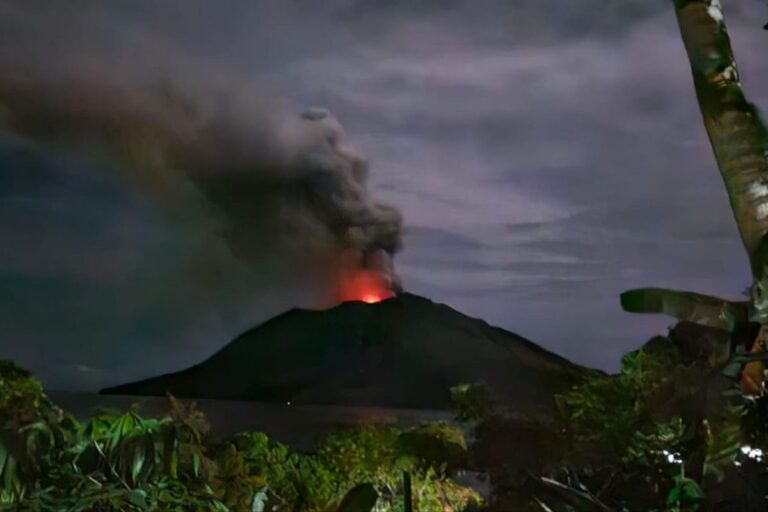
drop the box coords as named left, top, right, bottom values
left=623, top=0, right=768, bottom=393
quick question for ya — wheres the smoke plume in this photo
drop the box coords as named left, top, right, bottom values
left=0, top=62, right=403, bottom=301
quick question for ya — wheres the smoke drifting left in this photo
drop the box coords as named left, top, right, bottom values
left=0, top=60, right=403, bottom=305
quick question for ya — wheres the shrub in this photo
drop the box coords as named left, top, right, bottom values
left=0, top=361, right=480, bottom=512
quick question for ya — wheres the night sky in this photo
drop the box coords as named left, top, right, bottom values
left=2, top=0, right=767, bottom=391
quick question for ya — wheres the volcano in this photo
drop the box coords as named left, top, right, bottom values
left=102, top=293, right=588, bottom=410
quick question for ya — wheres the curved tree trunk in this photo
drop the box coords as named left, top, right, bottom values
left=673, top=0, right=768, bottom=288
left=673, top=0, right=768, bottom=395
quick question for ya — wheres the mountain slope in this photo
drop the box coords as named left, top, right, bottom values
left=102, top=293, right=588, bottom=409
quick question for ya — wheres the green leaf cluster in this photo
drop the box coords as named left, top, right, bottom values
left=0, top=361, right=480, bottom=512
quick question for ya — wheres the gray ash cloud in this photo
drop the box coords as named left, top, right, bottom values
left=0, top=65, right=403, bottom=285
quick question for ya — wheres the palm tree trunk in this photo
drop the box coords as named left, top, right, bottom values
left=673, top=0, right=768, bottom=291
left=673, top=0, right=768, bottom=389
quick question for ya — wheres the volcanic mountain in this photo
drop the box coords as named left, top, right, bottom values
left=102, top=293, right=588, bottom=410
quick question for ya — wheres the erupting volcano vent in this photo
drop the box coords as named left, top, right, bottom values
left=333, top=249, right=399, bottom=304
left=336, top=268, right=393, bottom=303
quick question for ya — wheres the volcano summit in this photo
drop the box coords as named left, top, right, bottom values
left=102, top=293, right=588, bottom=410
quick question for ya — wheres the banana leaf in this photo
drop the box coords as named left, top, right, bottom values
left=620, top=287, right=748, bottom=329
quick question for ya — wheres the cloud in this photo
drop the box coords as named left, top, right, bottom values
left=1, top=0, right=766, bottom=389
left=268, top=0, right=763, bottom=367
left=0, top=0, right=404, bottom=387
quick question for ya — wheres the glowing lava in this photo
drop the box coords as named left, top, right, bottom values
left=335, top=268, right=394, bottom=304
left=331, top=249, right=396, bottom=304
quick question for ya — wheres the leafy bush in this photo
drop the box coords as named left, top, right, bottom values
left=558, top=347, right=684, bottom=465
left=316, top=424, right=477, bottom=512
left=0, top=361, right=480, bottom=512
left=0, top=361, right=53, bottom=427
left=551, top=348, right=695, bottom=510
left=453, top=332, right=768, bottom=511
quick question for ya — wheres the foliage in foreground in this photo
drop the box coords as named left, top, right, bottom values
left=0, top=361, right=480, bottom=512
left=452, top=324, right=768, bottom=511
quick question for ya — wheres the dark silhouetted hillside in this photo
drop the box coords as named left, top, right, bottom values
left=102, top=293, right=588, bottom=409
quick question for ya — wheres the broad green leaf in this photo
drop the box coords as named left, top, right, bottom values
left=192, top=451, right=201, bottom=478
left=131, top=444, right=146, bottom=484
left=212, top=499, right=230, bottom=512
left=667, top=474, right=705, bottom=506
left=620, top=288, right=747, bottom=329
left=2, top=454, right=18, bottom=499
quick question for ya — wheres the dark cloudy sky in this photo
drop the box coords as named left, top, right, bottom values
left=2, top=0, right=767, bottom=391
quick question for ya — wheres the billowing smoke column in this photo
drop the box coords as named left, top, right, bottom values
left=0, top=67, right=403, bottom=304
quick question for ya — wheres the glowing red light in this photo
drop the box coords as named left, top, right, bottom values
left=331, top=249, right=395, bottom=304
left=335, top=268, right=393, bottom=304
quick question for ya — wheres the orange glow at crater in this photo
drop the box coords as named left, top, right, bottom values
left=333, top=251, right=395, bottom=304
left=335, top=268, right=394, bottom=304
